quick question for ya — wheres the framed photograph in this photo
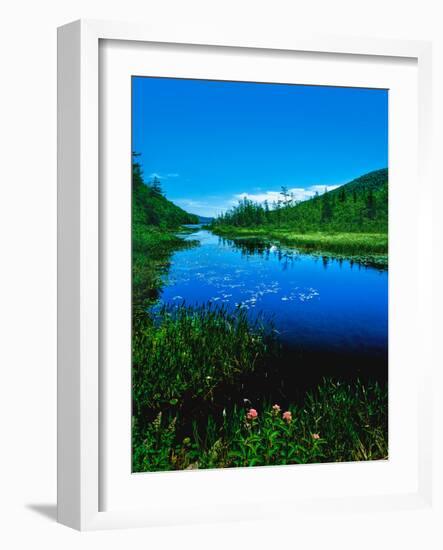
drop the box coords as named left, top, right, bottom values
left=58, top=20, right=435, bottom=531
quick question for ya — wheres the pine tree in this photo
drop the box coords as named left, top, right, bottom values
left=264, top=200, right=270, bottom=222
left=321, top=189, right=333, bottom=223
left=366, top=189, right=376, bottom=219
left=280, top=186, right=290, bottom=206
left=150, top=176, right=163, bottom=195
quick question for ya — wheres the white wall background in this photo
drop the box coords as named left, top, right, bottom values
left=0, top=1, right=441, bottom=548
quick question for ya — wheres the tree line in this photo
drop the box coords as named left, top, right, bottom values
left=212, top=168, right=388, bottom=233
left=132, top=153, right=198, bottom=229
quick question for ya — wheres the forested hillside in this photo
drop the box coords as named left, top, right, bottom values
left=213, top=168, right=388, bottom=234
left=133, top=156, right=198, bottom=234
left=132, top=155, right=199, bottom=310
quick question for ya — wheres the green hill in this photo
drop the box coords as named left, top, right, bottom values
left=133, top=159, right=198, bottom=232
left=277, top=168, right=388, bottom=233
left=213, top=168, right=388, bottom=234
left=132, top=157, right=199, bottom=310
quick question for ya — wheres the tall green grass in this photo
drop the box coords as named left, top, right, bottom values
left=133, top=378, right=388, bottom=472
left=131, top=226, right=388, bottom=472
left=133, top=304, right=280, bottom=420
left=132, top=226, right=198, bottom=313
left=212, top=226, right=388, bottom=255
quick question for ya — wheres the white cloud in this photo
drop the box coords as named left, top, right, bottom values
left=174, top=198, right=234, bottom=218
left=174, top=199, right=206, bottom=209
left=234, top=191, right=282, bottom=204
left=149, top=172, right=180, bottom=180
left=234, top=184, right=342, bottom=206
left=308, top=184, right=341, bottom=195
left=173, top=183, right=344, bottom=218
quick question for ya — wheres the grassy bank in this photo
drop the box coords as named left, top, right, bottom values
left=212, top=226, right=388, bottom=266
left=133, top=377, right=388, bottom=471
left=132, top=225, right=198, bottom=313
left=132, top=303, right=388, bottom=472
left=133, top=304, right=279, bottom=416
left=212, top=226, right=387, bottom=253
left=131, top=159, right=388, bottom=471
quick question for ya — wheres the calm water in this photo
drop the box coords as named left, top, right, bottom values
left=157, top=227, right=388, bottom=384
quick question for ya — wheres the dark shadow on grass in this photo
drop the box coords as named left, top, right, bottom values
left=26, top=503, right=57, bottom=522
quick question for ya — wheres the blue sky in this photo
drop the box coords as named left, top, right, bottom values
left=132, top=77, right=388, bottom=217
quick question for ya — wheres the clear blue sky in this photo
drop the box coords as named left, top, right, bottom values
left=132, top=77, right=388, bottom=217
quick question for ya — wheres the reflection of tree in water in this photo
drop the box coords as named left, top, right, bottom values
left=218, top=235, right=386, bottom=273
left=219, top=236, right=271, bottom=257
left=219, top=236, right=302, bottom=271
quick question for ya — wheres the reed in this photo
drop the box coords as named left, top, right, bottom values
left=131, top=226, right=388, bottom=472
left=212, top=226, right=388, bottom=255
left=133, top=378, right=388, bottom=472
left=133, top=303, right=280, bottom=418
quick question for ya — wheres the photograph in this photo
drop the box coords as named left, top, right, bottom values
left=131, top=76, right=389, bottom=472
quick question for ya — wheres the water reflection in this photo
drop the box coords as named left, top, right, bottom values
left=158, top=229, right=388, bottom=380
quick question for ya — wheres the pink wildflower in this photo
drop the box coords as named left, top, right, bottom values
left=246, top=408, right=258, bottom=420
left=311, top=433, right=320, bottom=440
left=272, top=404, right=281, bottom=412
left=282, top=411, right=292, bottom=422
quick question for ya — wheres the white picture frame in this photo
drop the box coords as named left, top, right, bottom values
left=57, top=19, right=435, bottom=531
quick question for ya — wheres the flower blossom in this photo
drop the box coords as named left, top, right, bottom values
left=311, top=433, right=320, bottom=440
left=272, top=404, right=281, bottom=412
left=282, top=411, right=292, bottom=422
left=246, top=408, right=258, bottom=420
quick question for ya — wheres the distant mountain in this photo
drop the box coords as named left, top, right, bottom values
left=196, top=215, right=214, bottom=224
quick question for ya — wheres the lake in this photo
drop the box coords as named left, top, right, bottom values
left=156, top=227, right=388, bottom=389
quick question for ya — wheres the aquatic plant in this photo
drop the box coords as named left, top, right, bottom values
left=213, top=227, right=388, bottom=256
left=132, top=303, right=280, bottom=424
left=130, top=159, right=389, bottom=473
left=132, top=378, right=388, bottom=471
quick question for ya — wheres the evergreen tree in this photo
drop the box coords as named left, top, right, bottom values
left=366, top=189, right=376, bottom=219
left=264, top=200, right=270, bottom=222
left=321, top=189, right=333, bottom=222
left=132, top=153, right=198, bottom=228
left=150, top=176, right=163, bottom=195
left=211, top=168, right=388, bottom=234
left=280, top=186, right=290, bottom=206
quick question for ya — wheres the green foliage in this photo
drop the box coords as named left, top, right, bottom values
left=132, top=154, right=198, bottom=231
left=212, top=168, right=388, bottom=234
left=224, top=406, right=326, bottom=467
left=133, top=379, right=388, bottom=472
left=214, top=228, right=388, bottom=256
left=130, top=159, right=388, bottom=473
left=132, top=413, right=178, bottom=472
left=132, top=226, right=197, bottom=313
left=132, top=154, right=199, bottom=312
left=132, top=304, right=280, bottom=424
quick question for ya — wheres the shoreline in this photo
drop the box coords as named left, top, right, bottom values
left=210, top=226, right=388, bottom=268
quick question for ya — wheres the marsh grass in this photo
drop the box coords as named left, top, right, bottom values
left=132, top=303, right=280, bottom=422
left=212, top=226, right=387, bottom=259
left=132, top=226, right=199, bottom=312
left=131, top=225, right=388, bottom=473
left=133, top=378, right=388, bottom=472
